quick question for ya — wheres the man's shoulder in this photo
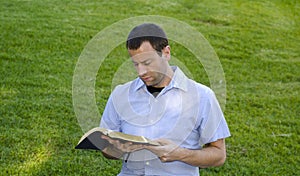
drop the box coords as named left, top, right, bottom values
left=173, top=66, right=213, bottom=95
left=188, top=79, right=213, bottom=94
left=114, top=81, right=133, bottom=89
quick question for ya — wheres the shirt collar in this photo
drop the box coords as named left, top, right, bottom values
left=134, top=78, right=145, bottom=91
left=168, top=66, right=188, bottom=92
left=133, top=66, right=189, bottom=92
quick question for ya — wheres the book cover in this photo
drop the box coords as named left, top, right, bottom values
left=75, top=127, right=159, bottom=150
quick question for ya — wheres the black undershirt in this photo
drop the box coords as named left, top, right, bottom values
left=147, top=86, right=164, bottom=97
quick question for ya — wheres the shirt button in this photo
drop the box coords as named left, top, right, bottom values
left=146, top=161, right=150, bottom=165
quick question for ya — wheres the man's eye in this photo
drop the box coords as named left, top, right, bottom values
left=144, top=61, right=151, bottom=65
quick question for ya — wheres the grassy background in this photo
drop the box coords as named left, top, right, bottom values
left=1, top=0, right=299, bottom=175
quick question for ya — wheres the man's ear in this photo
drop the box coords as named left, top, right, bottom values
left=162, top=45, right=171, bottom=61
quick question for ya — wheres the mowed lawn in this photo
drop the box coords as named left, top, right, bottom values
left=0, top=0, right=299, bottom=175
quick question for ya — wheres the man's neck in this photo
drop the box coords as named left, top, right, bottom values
left=158, top=66, right=174, bottom=87
left=147, top=86, right=164, bottom=97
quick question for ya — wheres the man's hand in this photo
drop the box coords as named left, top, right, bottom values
left=101, top=135, right=144, bottom=159
left=144, top=139, right=182, bottom=162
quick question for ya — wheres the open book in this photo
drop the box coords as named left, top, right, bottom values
left=75, top=127, right=160, bottom=150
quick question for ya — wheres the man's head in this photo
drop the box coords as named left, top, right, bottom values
left=126, top=23, right=173, bottom=88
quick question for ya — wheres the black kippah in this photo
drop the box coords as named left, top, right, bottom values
left=127, top=23, right=167, bottom=41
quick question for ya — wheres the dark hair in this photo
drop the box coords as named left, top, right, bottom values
left=126, top=23, right=168, bottom=55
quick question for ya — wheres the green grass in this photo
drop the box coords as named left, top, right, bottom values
left=1, top=0, right=299, bottom=175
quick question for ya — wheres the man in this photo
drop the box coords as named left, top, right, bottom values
left=100, top=23, right=230, bottom=176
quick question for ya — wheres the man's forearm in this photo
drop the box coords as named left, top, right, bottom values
left=177, top=141, right=226, bottom=168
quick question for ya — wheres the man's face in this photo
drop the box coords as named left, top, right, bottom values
left=128, top=41, right=170, bottom=87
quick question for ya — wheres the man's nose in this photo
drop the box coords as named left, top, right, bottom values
left=137, top=65, right=147, bottom=76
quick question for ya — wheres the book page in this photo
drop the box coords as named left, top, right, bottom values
left=108, top=131, right=148, bottom=143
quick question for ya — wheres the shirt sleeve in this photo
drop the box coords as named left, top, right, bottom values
left=99, top=93, right=122, bottom=132
left=198, top=88, right=231, bottom=146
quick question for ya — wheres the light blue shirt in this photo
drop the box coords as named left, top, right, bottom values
left=100, top=66, right=230, bottom=176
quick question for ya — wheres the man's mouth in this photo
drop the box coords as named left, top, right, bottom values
left=141, top=76, right=152, bottom=82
